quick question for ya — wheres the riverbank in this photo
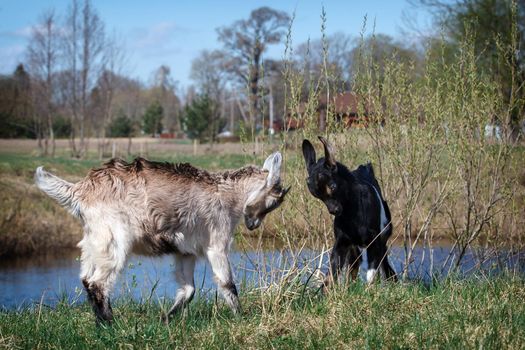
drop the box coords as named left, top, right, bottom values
left=1, top=275, right=523, bottom=349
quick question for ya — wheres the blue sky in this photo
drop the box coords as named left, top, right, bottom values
left=0, top=1, right=432, bottom=88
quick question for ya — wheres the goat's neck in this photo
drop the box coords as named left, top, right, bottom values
left=337, top=173, right=360, bottom=205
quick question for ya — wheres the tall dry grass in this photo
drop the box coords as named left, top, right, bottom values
left=256, top=14, right=525, bottom=278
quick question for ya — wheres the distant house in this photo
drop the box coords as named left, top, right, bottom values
left=319, top=92, right=372, bottom=130
left=287, top=92, right=372, bottom=131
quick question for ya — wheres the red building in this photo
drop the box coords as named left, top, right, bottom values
left=287, top=92, right=372, bottom=131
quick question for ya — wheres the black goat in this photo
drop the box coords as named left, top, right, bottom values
left=302, top=136, right=397, bottom=285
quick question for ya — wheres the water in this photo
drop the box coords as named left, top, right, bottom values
left=0, top=244, right=523, bottom=309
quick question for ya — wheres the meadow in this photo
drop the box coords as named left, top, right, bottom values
left=1, top=274, right=524, bottom=349
left=1, top=22, right=525, bottom=349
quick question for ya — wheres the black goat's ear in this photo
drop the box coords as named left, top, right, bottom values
left=302, top=139, right=316, bottom=172
left=318, top=136, right=337, bottom=169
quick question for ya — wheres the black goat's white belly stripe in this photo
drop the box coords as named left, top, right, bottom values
left=370, top=185, right=388, bottom=232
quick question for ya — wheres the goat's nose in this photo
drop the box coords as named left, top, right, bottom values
left=245, top=217, right=261, bottom=230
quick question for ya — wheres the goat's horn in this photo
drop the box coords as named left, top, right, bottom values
left=318, top=136, right=336, bottom=168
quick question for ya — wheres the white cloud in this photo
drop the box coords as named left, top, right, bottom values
left=0, top=26, right=32, bottom=40
left=131, top=21, right=187, bottom=50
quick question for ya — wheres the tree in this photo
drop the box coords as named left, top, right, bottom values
left=182, top=94, right=214, bottom=142
left=412, top=0, right=525, bottom=132
left=62, top=0, right=105, bottom=158
left=0, top=65, right=33, bottom=138
left=190, top=50, right=227, bottom=97
left=108, top=109, right=132, bottom=137
left=150, top=65, right=181, bottom=133
left=190, top=50, right=229, bottom=138
left=52, top=115, right=72, bottom=137
left=351, top=34, right=422, bottom=83
left=217, top=7, right=290, bottom=135
left=142, top=100, right=163, bottom=136
left=296, top=32, right=355, bottom=92
left=27, top=10, right=60, bottom=156
left=94, top=33, right=127, bottom=158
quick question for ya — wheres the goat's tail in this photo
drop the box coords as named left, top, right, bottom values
left=35, top=166, right=81, bottom=217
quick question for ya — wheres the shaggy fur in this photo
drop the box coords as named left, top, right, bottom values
left=302, top=137, right=396, bottom=286
left=35, top=154, right=289, bottom=324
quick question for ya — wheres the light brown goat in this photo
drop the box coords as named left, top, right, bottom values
left=35, top=153, right=289, bottom=323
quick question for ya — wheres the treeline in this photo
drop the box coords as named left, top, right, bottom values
left=0, top=1, right=181, bottom=158
left=0, top=0, right=523, bottom=157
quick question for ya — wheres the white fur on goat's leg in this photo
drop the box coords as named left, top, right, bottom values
left=366, top=268, right=378, bottom=284
left=79, top=219, right=130, bottom=323
left=165, top=254, right=196, bottom=322
left=206, top=249, right=240, bottom=313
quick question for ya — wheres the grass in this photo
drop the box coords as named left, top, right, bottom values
left=1, top=275, right=524, bottom=349
left=0, top=151, right=252, bottom=181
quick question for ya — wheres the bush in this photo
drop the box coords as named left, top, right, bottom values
left=142, top=101, right=163, bottom=136
left=182, top=94, right=213, bottom=141
left=52, top=115, right=72, bottom=138
left=108, top=110, right=132, bottom=137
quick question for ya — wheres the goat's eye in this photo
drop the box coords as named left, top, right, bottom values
left=329, top=183, right=337, bottom=191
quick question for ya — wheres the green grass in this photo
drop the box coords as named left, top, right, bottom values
left=0, top=153, right=101, bottom=180
left=1, top=275, right=524, bottom=349
left=0, top=152, right=253, bottom=181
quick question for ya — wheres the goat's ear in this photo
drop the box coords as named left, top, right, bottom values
left=302, top=139, right=316, bottom=172
left=318, top=136, right=337, bottom=169
left=263, top=152, right=282, bottom=187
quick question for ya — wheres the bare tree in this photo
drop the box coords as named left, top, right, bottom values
left=151, top=65, right=181, bottom=134
left=27, top=10, right=60, bottom=156
left=190, top=50, right=229, bottom=142
left=296, top=32, right=355, bottom=92
left=217, top=7, right=290, bottom=137
left=191, top=50, right=227, bottom=97
left=95, top=33, right=126, bottom=158
left=62, top=0, right=105, bottom=158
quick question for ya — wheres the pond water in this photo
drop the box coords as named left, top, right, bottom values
left=0, top=244, right=523, bottom=309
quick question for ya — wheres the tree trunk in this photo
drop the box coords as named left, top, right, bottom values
left=47, top=109, right=55, bottom=157
left=248, top=46, right=261, bottom=142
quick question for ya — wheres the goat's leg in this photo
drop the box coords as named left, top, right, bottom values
left=206, top=249, right=240, bottom=314
left=344, top=245, right=362, bottom=281
left=380, top=248, right=397, bottom=282
left=324, top=237, right=356, bottom=288
left=78, top=224, right=129, bottom=324
left=163, top=254, right=196, bottom=323
left=366, top=242, right=390, bottom=284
